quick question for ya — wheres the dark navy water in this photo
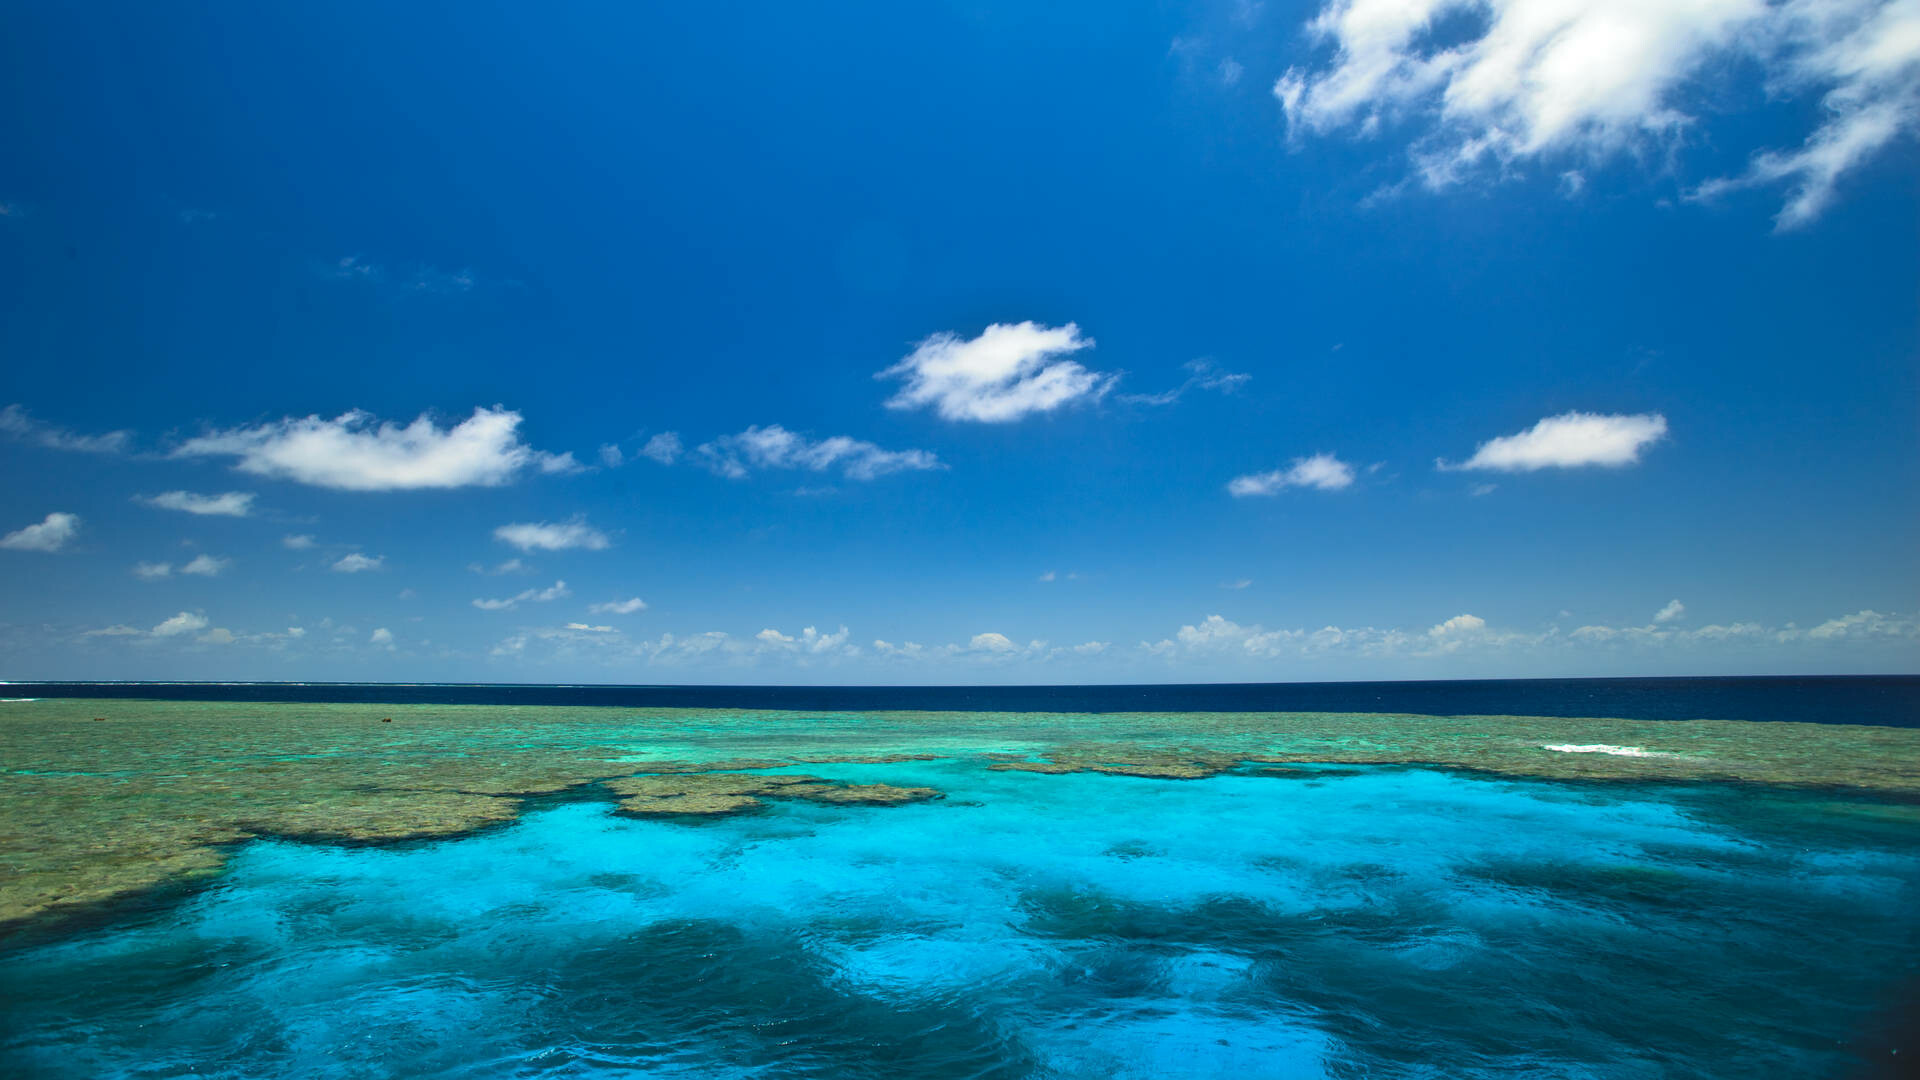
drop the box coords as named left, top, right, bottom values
left=7, top=674, right=1917, bottom=726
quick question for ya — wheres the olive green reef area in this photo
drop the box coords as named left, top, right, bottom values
left=3, top=698, right=1917, bottom=934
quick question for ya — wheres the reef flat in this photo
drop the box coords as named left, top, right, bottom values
left=2, top=697, right=1916, bottom=933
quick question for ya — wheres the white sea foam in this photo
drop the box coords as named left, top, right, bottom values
left=1540, top=743, right=1676, bottom=758
left=0, top=697, right=39, bottom=702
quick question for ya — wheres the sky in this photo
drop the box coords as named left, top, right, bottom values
left=1, top=0, right=1916, bottom=684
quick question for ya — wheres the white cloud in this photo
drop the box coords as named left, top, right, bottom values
left=137, top=490, right=256, bottom=517
left=0, top=512, right=79, bottom=552
left=878, top=321, right=1116, bottom=422
left=565, top=623, right=615, bottom=632
left=1228, top=453, right=1357, bottom=496
left=1654, top=599, right=1686, bottom=623
left=133, top=561, right=173, bottom=580
left=696, top=425, right=942, bottom=481
left=969, top=631, right=1018, bottom=654
left=369, top=627, right=394, bottom=645
left=282, top=534, right=316, bottom=550
left=152, top=611, right=209, bottom=637
left=0, top=405, right=132, bottom=454
left=599, top=443, right=625, bottom=467
left=1275, top=0, right=1920, bottom=226
left=331, top=553, right=385, bottom=573
left=469, top=557, right=528, bottom=575
left=473, top=580, right=571, bottom=611
left=1804, top=609, right=1919, bottom=640
left=589, top=597, right=647, bottom=615
left=641, top=432, right=683, bottom=465
left=174, top=407, right=574, bottom=491
left=754, top=625, right=857, bottom=656
left=1222, top=578, right=1254, bottom=589
left=494, top=518, right=611, bottom=552
left=1442, top=412, right=1668, bottom=472
left=180, top=554, right=230, bottom=577
left=1039, top=570, right=1057, bottom=582
left=325, top=256, right=476, bottom=294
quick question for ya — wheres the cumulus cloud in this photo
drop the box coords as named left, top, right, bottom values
left=599, top=444, right=625, bottom=468
left=494, top=518, right=611, bottom=552
left=878, top=322, right=1115, bottom=422
left=137, top=490, right=256, bottom=517
left=369, top=628, right=394, bottom=645
left=1228, top=453, right=1356, bottom=496
left=331, top=553, right=385, bottom=573
left=1441, top=412, right=1668, bottom=472
left=1654, top=599, right=1686, bottom=624
left=1274, top=0, right=1919, bottom=226
left=641, top=432, right=683, bottom=465
left=0, top=512, right=80, bottom=552
left=180, top=554, right=230, bottom=577
left=589, top=597, right=647, bottom=615
left=473, top=580, right=571, bottom=611
left=696, top=425, right=942, bottom=481
left=174, top=407, right=575, bottom=491
left=0, top=405, right=132, bottom=454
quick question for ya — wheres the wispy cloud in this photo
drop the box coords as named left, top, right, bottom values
left=696, top=425, right=942, bottom=481
left=1440, top=412, right=1668, bottom=472
left=133, top=561, right=173, bottom=581
left=1654, top=599, right=1686, bottom=624
left=1274, top=0, right=1919, bottom=227
left=0, top=512, right=80, bottom=552
left=331, top=553, right=385, bottom=573
left=0, top=405, right=132, bottom=454
left=136, top=490, right=256, bottom=517
left=879, top=321, right=1115, bottom=422
left=1228, top=453, right=1355, bottom=496
left=1119, top=359, right=1252, bottom=406
left=494, top=518, right=611, bottom=552
left=174, top=407, right=577, bottom=491
left=473, top=580, right=571, bottom=611
left=324, top=256, right=476, bottom=294
left=589, top=597, right=647, bottom=615
left=282, top=534, right=316, bottom=550
left=641, top=432, right=683, bottom=465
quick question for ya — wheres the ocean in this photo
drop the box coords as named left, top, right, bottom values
left=1, top=678, right=1916, bottom=1078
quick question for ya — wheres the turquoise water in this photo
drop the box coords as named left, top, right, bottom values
left=3, top=762, right=1917, bottom=1078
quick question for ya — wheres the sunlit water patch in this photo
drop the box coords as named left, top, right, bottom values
left=3, top=762, right=1916, bottom=1078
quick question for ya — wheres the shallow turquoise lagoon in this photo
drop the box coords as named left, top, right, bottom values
left=3, top=762, right=1917, bottom=1078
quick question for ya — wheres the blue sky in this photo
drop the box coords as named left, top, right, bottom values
left=1, top=0, right=1915, bottom=683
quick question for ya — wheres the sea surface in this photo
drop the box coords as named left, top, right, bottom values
left=2, top=679, right=1916, bottom=1078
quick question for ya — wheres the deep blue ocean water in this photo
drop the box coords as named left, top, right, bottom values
left=6, top=674, right=1919, bottom=726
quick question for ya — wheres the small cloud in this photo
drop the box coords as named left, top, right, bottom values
left=1469, top=483, right=1498, bottom=497
left=1218, top=57, right=1244, bottom=86
left=134, top=562, right=173, bottom=580
left=1228, top=454, right=1356, bottom=496
left=641, top=432, right=683, bottom=465
left=473, top=580, right=571, bottom=611
left=1653, top=599, right=1686, bottom=624
left=599, top=443, right=625, bottom=467
left=1440, top=412, right=1668, bottom=472
left=331, top=553, right=385, bottom=573
left=696, top=425, right=940, bottom=482
left=1039, top=570, right=1057, bottom=582
left=878, top=321, right=1114, bottom=423
left=85, top=624, right=144, bottom=637
left=970, top=631, right=1018, bottom=654
left=469, top=557, right=528, bottom=575
left=494, top=518, right=611, bottom=552
left=282, top=534, right=316, bottom=550
left=1120, top=359, right=1251, bottom=407
left=138, top=490, right=256, bottom=517
left=565, top=623, right=615, bottom=633
left=0, top=512, right=80, bottom=552
left=0, top=405, right=132, bottom=455
left=180, top=554, right=230, bottom=577
left=152, top=611, right=209, bottom=637
left=370, top=627, right=394, bottom=645
left=1221, top=578, right=1253, bottom=590
left=589, top=597, right=647, bottom=615
left=198, top=627, right=236, bottom=645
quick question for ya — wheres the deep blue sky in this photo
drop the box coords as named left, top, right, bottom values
left=2, top=0, right=1915, bottom=682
